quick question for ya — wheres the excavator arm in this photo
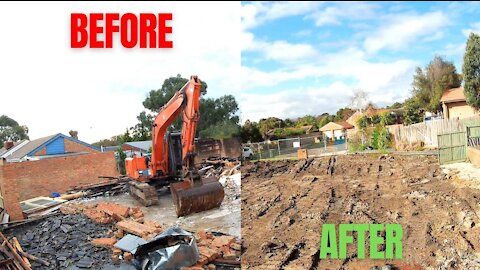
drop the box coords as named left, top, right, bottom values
left=150, top=75, right=202, bottom=179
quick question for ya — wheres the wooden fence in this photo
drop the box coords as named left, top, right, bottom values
left=390, top=116, right=480, bottom=148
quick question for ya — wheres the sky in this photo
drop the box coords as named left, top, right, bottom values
left=0, top=2, right=240, bottom=143
left=239, top=1, right=480, bottom=123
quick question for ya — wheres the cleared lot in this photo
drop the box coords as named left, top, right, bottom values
left=241, top=154, right=480, bottom=269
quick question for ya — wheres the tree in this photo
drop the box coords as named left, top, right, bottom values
left=295, top=115, right=316, bottom=127
left=258, top=117, right=284, bottom=138
left=240, top=120, right=262, bottom=143
left=411, top=55, right=462, bottom=112
left=130, top=111, right=154, bottom=141
left=199, top=120, right=240, bottom=140
left=284, top=118, right=295, bottom=127
left=335, top=107, right=355, bottom=121
left=115, top=147, right=127, bottom=175
left=0, top=115, right=29, bottom=146
left=140, top=75, right=239, bottom=139
left=316, top=114, right=334, bottom=129
left=387, top=102, right=403, bottom=109
left=403, top=98, right=422, bottom=125
left=463, top=33, right=480, bottom=110
left=143, top=74, right=207, bottom=112
left=348, top=89, right=370, bottom=112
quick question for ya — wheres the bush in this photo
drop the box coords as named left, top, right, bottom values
left=115, top=147, right=127, bottom=175
left=370, top=126, right=391, bottom=150
left=272, top=127, right=304, bottom=139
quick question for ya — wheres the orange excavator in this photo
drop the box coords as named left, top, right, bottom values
left=124, top=76, right=225, bottom=217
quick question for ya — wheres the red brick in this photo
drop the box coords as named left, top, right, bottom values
left=132, top=211, right=144, bottom=219
left=207, top=264, right=216, bottom=270
left=222, top=251, right=237, bottom=260
left=111, top=248, right=122, bottom=255
left=91, top=238, right=117, bottom=248
left=123, top=252, right=133, bottom=261
left=198, top=246, right=219, bottom=261
left=97, top=202, right=130, bottom=218
left=84, top=209, right=114, bottom=224
left=116, top=220, right=158, bottom=238
left=0, top=152, right=118, bottom=221
left=197, top=255, right=208, bottom=266
left=60, top=206, right=79, bottom=215
left=211, top=236, right=235, bottom=248
left=197, top=230, right=213, bottom=240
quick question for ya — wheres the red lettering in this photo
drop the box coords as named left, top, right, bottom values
left=140, top=13, right=157, bottom=48
left=89, top=13, right=104, bottom=48
left=158, top=13, right=173, bottom=48
left=71, top=13, right=88, bottom=48
left=121, top=13, right=138, bottom=48
left=105, top=13, right=120, bottom=48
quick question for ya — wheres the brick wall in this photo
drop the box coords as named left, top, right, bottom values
left=33, top=147, right=47, bottom=156
left=64, top=138, right=98, bottom=153
left=0, top=152, right=118, bottom=221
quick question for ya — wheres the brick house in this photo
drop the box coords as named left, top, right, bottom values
left=0, top=133, right=99, bottom=162
left=441, top=86, right=478, bottom=120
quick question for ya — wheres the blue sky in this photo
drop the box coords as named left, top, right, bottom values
left=239, top=1, right=480, bottom=122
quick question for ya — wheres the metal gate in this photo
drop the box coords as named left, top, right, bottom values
left=438, top=131, right=467, bottom=164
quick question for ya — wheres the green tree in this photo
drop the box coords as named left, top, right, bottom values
left=140, top=75, right=239, bottom=139
left=379, top=112, right=394, bottom=126
left=130, top=111, right=154, bottom=141
left=387, top=102, right=403, bottom=109
left=284, top=118, right=295, bottom=127
left=411, top=55, right=462, bottom=112
left=463, top=33, right=480, bottom=110
left=316, top=114, right=334, bottom=129
left=199, top=120, right=240, bottom=140
left=335, top=107, right=355, bottom=121
left=403, top=99, right=422, bottom=125
left=143, top=74, right=207, bottom=112
left=0, top=115, right=29, bottom=146
left=240, top=120, right=262, bottom=143
left=258, top=117, right=284, bottom=138
left=295, top=115, right=316, bottom=127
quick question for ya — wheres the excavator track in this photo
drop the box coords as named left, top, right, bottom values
left=128, top=181, right=160, bottom=206
left=170, top=176, right=225, bottom=217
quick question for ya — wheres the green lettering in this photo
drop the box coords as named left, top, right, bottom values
left=370, top=224, right=385, bottom=259
left=354, top=224, right=368, bottom=259
left=385, top=224, right=403, bottom=259
left=339, top=224, right=353, bottom=259
left=319, top=224, right=338, bottom=259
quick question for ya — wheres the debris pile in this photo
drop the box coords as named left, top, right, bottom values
left=8, top=201, right=240, bottom=269
left=200, top=157, right=240, bottom=178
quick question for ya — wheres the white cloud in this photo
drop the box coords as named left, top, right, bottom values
left=364, top=11, right=448, bottom=53
left=240, top=46, right=417, bottom=121
left=308, top=2, right=378, bottom=27
left=462, top=22, right=480, bottom=37
left=0, top=2, right=241, bottom=143
left=241, top=2, right=323, bottom=30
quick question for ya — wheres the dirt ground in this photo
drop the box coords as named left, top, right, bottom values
left=241, top=154, right=480, bottom=270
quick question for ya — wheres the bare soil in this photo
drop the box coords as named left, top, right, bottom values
left=241, top=154, right=480, bottom=270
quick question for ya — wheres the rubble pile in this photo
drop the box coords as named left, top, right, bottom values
left=200, top=157, right=240, bottom=178
left=7, top=201, right=240, bottom=270
left=6, top=213, right=114, bottom=269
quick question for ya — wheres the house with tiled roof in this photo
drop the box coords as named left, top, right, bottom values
left=0, top=133, right=99, bottom=162
left=441, top=86, right=478, bottom=120
left=319, top=121, right=354, bottom=141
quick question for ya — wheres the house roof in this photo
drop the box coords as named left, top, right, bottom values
left=441, top=87, right=465, bottom=103
left=346, top=111, right=362, bottom=126
left=3, top=133, right=99, bottom=160
left=319, top=121, right=354, bottom=132
left=0, top=140, right=27, bottom=156
left=124, top=141, right=152, bottom=151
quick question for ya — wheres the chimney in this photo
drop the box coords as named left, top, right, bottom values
left=4, top=141, right=14, bottom=150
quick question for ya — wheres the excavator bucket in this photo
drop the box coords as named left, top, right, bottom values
left=170, top=176, right=225, bottom=217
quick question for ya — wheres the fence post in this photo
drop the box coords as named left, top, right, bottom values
left=278, top=141, right=281, bottom=155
